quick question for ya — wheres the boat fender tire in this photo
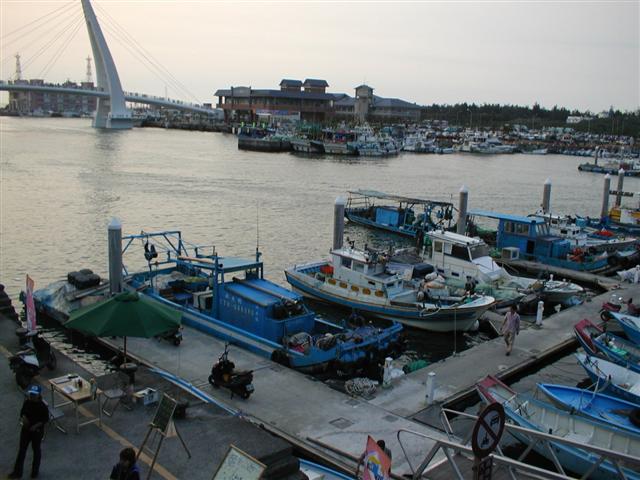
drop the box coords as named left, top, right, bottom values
left=600, top=311, right=613, bottom=322
left=270, top=349, right=290, bottom=367
left=630, top=408, right=640, bottom=428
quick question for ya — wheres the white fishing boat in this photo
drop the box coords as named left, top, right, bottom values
left=285, top=240, right=494, bottom=332
left=391, top=230, right=583, bottom=305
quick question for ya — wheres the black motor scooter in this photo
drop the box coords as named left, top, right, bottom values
left=208, top=344, right=254, bottom=399
left=9, top=330, right=56, bottom=388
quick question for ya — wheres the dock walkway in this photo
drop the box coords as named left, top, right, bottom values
left=371, top=281, right=640, bottom=423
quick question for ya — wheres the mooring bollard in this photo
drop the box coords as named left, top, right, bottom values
left=425, top=371, right=436, bottom=405
left=616, top=168, right=625, bottom=207
left=549, top=274, right=554, bottom=282
left=457, top=185, right=468, bottom=235
left=542, top=178, right=552, bottom=213
left=634, top=265, right=640, bottom=284
left=382, top=357, right=392, bottom=388
left=536, top=301, right=544, bottom=327
left=601, top=174, right=611, bottom=219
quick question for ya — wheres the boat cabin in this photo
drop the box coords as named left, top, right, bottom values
left=330, top=246, right=404, bottom=295
left=468, top=211, right=572, bottom=260
left=425, top=231, right=500, bottom=281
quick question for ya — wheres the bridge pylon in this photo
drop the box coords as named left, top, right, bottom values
left=81, top=0, right=132, bottom=129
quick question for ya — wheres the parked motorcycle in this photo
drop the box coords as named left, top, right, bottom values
left=208, top=343, right=254, bottom=399
left=9, top=330, right=56, bottom=388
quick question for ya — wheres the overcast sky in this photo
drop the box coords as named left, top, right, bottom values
left=1, top=1, right=638, bottom=112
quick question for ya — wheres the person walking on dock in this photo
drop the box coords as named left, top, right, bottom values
left=501, top=305, right=520, bottom=356
left=8, top=385, right=49, bottom=479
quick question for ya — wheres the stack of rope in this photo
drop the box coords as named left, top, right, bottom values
left=345, top=377, right=377, bottom=397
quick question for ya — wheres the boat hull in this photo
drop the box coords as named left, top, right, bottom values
left=285, top=268, right=492, bottom=332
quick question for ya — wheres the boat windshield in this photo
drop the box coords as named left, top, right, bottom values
left=469, top=244, right=490, bottom=259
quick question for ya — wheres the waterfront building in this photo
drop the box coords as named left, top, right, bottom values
left=215, top=78, right=423, bottom=124
left=214, top=78, right=336, bottom=123
left=8, top=79, right=98, bottom=116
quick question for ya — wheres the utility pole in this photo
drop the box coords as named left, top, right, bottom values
left=14, top=53, right=22, bottom=81
left=85, top=56, right=93, bottom=84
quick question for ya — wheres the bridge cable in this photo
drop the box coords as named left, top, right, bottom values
left=38, top=17, right=84, bottom=79
left=1, top=6, right=80, bottom=74
left=94, top=6, right=199, bottom=104
left=1, top=1, right=77, bottom=47
left=98, top=20, right=198, bottom=105
left=97, top=22, right=190, bottom=101
left=20, top=12, right=84, bottom=75
left=93, top=3, right=201, bottom=104
left=94, top=3, right=200, bottom=104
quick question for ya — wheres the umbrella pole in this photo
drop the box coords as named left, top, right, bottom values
left=124, top=336, right=127, bottom=363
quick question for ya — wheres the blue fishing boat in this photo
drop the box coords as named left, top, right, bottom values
left=33, top=230, right=403, bottom=375
left=537, top=383, right=640, bottom=436
left=611, top=312, right=640, bottom=345
left=469, top=211, right=616, bottom=273
left=477, top=375, right=640, bottom=480
left=576, top=353, right=640, bottom=405
left=344, top=190, right=454, bottom=238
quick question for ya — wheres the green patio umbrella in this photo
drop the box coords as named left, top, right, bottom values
left=65, top=290, right=181, bottom=361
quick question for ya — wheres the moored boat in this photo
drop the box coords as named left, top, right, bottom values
left=344, top=190, right=454, bottom=239
left=573, top=318, right=604, bottom=356
left=285, top=241, right=495, bottom=332
left=611, top=312, right=640, bottom=345
left=575, top=353, right=640, bottom=405
left=592, top=330, right=640, bottom=373
left=477, top=375, right=640, bottom=480
left=407, top=230, right=583, bottom=306
left=536, top=383, right=640, bottom=435
left=32, top=229, right=404, bottom=376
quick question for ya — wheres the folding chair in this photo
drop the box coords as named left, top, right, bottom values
left=99, top=372, right=132, bottom=417
left=43, top=399, right=66, bottom=435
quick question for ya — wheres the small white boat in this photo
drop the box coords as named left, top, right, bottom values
left=391, top=230, right=583, bottom=305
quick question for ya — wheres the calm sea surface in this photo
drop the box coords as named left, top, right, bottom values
left=2, top=117, right=638, bottom=360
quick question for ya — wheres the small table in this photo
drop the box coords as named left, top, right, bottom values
left=49, top=374, right=102, bottom=433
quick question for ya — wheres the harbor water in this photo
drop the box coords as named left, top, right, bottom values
left=2, top=117, right=637, bottom=363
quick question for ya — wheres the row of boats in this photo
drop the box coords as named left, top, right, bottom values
left=237, top=126, right=531, bottom=156
left=474, top=312, right=640, bottom=479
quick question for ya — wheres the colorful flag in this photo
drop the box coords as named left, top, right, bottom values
left=363, top=436, right=391, bottom=480
left=25, top=274, right=36, bottom=332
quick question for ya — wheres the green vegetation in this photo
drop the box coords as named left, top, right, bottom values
left=420, top=103, right=640, bottom=138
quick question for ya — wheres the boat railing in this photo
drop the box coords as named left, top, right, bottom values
left=396, top=425, right=564, bottom=480
left=415, top=407, right=640, bottom=480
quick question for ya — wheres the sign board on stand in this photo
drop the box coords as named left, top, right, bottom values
left=138, top=393, right=191, bottom=480
left=212, top=444, right=265, bottom=480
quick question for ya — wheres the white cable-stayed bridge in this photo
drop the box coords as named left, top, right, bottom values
left=0, top=0, right=216, bottom=129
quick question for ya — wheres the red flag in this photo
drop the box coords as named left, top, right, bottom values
left=26, top=275, right=36, bottom=332
left=363, top=436, right=391, bottom=480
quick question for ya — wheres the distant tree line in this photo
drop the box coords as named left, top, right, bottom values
left=420, top=103, right=640, bottom=138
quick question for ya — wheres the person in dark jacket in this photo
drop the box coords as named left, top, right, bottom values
left=110, top=447, right=141, bottom=480
left=9, top=384, right=49, bottom=479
